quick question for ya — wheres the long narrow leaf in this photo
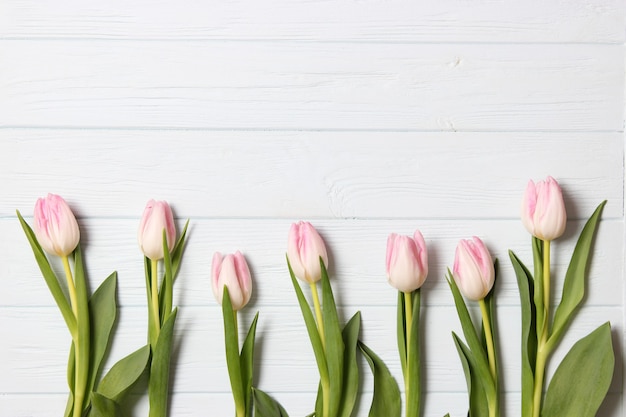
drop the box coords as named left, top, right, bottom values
left=222, top=288, right=245, bottom=416
left=446, top=271, right=492, bottom=395
left=73, top=245, right=92, bottom=414
left=87, top=273, right=118, bottom=400
left=532, top=237, right=545, bottom=343
left=358, top=341, right=401, bottom=417
left=161, top=232, right=174, bottom=323
left=542, top=322, right=614, bottom=417
left=337, top=312, right=361, bottom=417
left=286, top=257, right=329, bottom=383
left=550, top=201, right=606, bottom=347
left=509, top=250, right=536, bottom=417
left=16, top=211, right=76, bottom=332
left=97, top=345, right=151, bottom=402
left=240, top=312, right=260, bottom=417
left=452, top=333, right=489, bottom=417
left=170, top=220, right=189, bottom=279
left=148, top=308, right=178, bottom=417
left=319, top=260, right=345, bottom=417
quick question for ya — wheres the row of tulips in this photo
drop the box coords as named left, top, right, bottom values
left=18, top=175, right=614, bottom=417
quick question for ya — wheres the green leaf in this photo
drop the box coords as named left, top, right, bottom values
left=550, top=201, right=606, bottom=348
left=446, top=271, right=494, bottom=400
left=89, top=392, right=123, bottom=417
left=241, top=312, right=260, bottom=416
left=509, top=250, right=536, bottom=417
left=252, top=388, right=289, bottom=417
left=148, top=308, right=178, bottom=417
left=97, top=345, right=151, bottom=402
left=358, top=341, right=401, bottom=417
left=286, top=257, right=329, bottom=385
left=319, top=260, right=345, bottom=417
left=337, top=312, right=360, bottom=417
left=222, top=287, right=246, bottom=417
left=161, top=231, right=174, bottom=323
left=16, top=211, right=76, bottom=332
left=542, top=322, right=614, bottom=417
left=452, top=333, right=489, bottom=417
left=170, top=219, right=189, bottom=279
left=87, top=273, right=118, bottom=400
left=65, top=344, right=75, bottom=417
left=73, top=244, right=92, bottom=415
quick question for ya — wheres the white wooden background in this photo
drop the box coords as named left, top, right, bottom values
left=0, top=1, right=624, bottom=416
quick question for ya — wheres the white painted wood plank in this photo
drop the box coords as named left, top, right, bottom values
left=1, top=133, right=622, bottom=219
left=0, top=42, right=621, bottom=131
left=1, top=305, right=621, bottom=396
left=1, top=0, right=623, bottom=43
left=1, top=217, right=621, bottom=308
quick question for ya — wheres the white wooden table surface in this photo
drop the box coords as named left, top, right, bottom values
left=0, top=1, right=624, bottom=416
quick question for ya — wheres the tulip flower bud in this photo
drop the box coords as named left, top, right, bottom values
left=386, top=230, right=428, bottom=293
left=33, top=193, right=81, bottom=257
left=138, top=199, right=176, bottom=261
left=287, top=221, right=329, bottom=284
left=521, top=176, right=567, bottom=241
left=212, top=251, right=252, bottom=311
left=453, top=237, right=495, bottom=301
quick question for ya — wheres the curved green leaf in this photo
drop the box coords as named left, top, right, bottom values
left=149, top=308, right=178, bottom=417
left=286, top=257, right=329, bottom=385
left=532, top=236, right=545, bottom=343
left=319, top=260, right=344, bottom=417
left=73, top=245, right=92, bottom=415
left=89, top=392, right=123, bottom=417
left=452, top=333, right=489, bottom=417
left=543, top=322, right=614, bottom=417
left=337, top=312, right=360, bottom=417
left=16, top=211, right=76, bottom=332
left=97, top=345, right=151, bottom=402
left=550, top=201, right=606, bottom=348
left=358, top=341, right=401, bottom=417
left=222, top=288, right=246, bottom=416
left=252, top=388, right=289, bottom=417
left=241, top=312, right=260, bottom=417
left=88, top=273, right=118, bottom=399
left=509, top=250, right=536, bottom=417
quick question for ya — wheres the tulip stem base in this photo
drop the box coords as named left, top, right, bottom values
left=532, top=240, right=552, bottom=417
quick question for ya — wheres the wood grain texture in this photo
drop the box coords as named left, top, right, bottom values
left=0, top=42, right=622, bottom=131
left=1, top=133, right=622, bottom=219
left=1, top=0, right=624, bottom=43
left=1, top=0, right=624, bottom=415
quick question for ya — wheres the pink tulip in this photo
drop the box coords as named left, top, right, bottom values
left=212, top=251, right=252, bottom=311
left=33, top=193, right=80, bottom=257
left=453, top=237, right=495, bottom=301
left=137, top=199, right=176, bottom=260
left=386, top=230, right=428, bottom=292
left=521, top=176, right=567, bottom=241
left=287, top=221, right=329, bottom=283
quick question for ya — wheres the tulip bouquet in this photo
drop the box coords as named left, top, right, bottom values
left=211, top=251, right=288, bottom=417
left=287, top=221, right=400, bottom=417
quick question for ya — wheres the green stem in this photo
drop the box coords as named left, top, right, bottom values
left=479, top=298, right=498, bottom=417
left=233, top=310, right=245, bottom=417
left=532, top=240, right=551, bottom=417
left=62, top=256, right=85, bottom=417
left=310, top=282, right=326, bottom=350
left=403, top=291, right=413, bottom=417
left=151, top=259, right=160, bottom=345
left=62, top=256, right=79, bottom=321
